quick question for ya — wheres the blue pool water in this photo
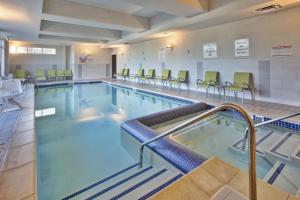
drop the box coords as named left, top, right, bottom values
left=35, top=83, right=188, bottom=200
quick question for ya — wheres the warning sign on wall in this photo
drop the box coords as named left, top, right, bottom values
left=203, top=43, right=217, bottom=58
left=271, top=45, right=293, bottom=57
left=235, top=39, right=249, bottom=57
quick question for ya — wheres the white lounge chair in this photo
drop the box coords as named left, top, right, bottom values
left=0, top=79, right=23, bottom=112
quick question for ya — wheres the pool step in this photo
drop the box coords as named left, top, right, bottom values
left=230, top=129, right=280, bottom=156
left=63, top=163, right=183, bottom=200
left=264, top=161, right=300, bottom=195
left=291, top=146, right=300, bottom=166
left=265, top=132, right=300, bottom=162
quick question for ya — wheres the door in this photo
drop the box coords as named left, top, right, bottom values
left=112, top=54, right=117, bottom=78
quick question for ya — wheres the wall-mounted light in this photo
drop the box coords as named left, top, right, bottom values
left=166, top=44, right=173, bottom=50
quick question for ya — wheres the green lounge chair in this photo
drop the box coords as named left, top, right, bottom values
left=196, top=71, right=220, bottom=94
left=56, top=69, right=65, bottom=80
left=131, top=68, right=144, bottom=83
left=36, top=69, right=47, bottom=81
left=47, top=69, right=56, bottom=80
left=225, top=72, right=255, bottom=101
left=141, top=69, right=155, bottom=84
left=15, top=69, right=26, bottom=82
left=64, top=69, right=73, bottom=80
left=122, top=68, right=130, bottom=80
left=169, top=70, right=189, bottom=89
left=156, top=69, right=171, bottom=86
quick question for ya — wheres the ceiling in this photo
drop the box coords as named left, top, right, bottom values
left=1, top=0, right=300, bottom=46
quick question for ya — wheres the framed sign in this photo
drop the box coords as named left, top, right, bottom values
left=271, top=45, right=293, bottom=57
left=235, top=38, right=249, bottom=57
left=203, top=43, right=217, bottom=58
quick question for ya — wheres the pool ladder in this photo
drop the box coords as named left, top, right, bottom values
left=139, top=103, right=258, bottom=200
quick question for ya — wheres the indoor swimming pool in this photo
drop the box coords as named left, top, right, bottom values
left=152, top=113, right=300, bottom=195
left=34, top=82, right=189, bottom=200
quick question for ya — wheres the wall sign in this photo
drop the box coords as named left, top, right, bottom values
left=79, top=55, right=94, bottom=64
left=271, top=45, right=293, bottom=57
left=235, top=38, right=249, bottom=57
left=203, top=43, right=217, bottom=58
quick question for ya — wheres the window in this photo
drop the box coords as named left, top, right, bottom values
left=43, top=48, right=56, bottom=55
left=9, top=46, right=57, bottom=55
left=35, top=108, right=56, bottom=117
left=28, top=47, right=42, bottom=54
left=9, top=46, right=28, bottom=54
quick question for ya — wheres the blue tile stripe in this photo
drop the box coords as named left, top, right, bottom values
left=256, top=131, right=274, bottom=146
left=270, top=133, right=293, bottom=159
left=62, top=163, right=139, bottom=199
left=86, top=166, right=153, bottom=200
left=135, top=89, right=194, bottom=104
left=110, top=169, right=168, bottom=200
left=138, top=173, right=184, bottom=200
left=267, top=163, right=286, bottom=184
left=37, top=81, right=102, bottom=88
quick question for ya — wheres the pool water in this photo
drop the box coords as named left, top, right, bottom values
left=35, top=83, right=188, bottom=200
left=168, top=113, right=300, bottom=195
left=170, top=115, right=273, bottom=178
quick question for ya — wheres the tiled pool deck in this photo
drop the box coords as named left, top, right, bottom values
left=0, top=84, right=36, bottom=200
left=151, top=157, right=300, bottom=200
left=1, top=79, right=300, bottom=200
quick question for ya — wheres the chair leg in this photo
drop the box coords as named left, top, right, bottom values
left=242, top=90, right=244, bottom=103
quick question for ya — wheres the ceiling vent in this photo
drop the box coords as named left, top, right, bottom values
left=256, top=4, right=283, bottom=14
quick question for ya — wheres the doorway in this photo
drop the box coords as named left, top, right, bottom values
left=112, top=54, right=116, bottom=78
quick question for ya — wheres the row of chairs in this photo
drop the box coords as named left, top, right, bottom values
left=15, top=69, right=73, bottom=82
left=196, top=71, right=255, bottom=100
left=115, top=68, right=189, bottom=89
left=116, top=68, right=255, bottom=101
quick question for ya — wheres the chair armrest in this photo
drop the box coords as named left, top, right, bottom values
left=208, top=80, right=216, bottom=85
left=241, top=82, right=249, bottom=89
left=225, top=81, right=233, bottom=87
left=196, top=79, right=203, bottom=84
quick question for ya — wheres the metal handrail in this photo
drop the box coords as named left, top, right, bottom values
left=241, top=112, right=300, bottom=150
left=138, top=103, right=257, bottom=200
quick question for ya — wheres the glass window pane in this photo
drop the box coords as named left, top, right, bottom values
left=28, top=47, right=42, bottom=54
left=9, top=46, right=17, bottom=54
left=15, top=47, right=27, bottom=54
left=43, top=48, right=56, bottom=55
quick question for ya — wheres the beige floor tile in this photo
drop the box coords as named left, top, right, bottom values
left=17, top=114, right=34, bottom=123
left=229, top=170, right=289, bottom=200
left=10, top=129, right=35, bottom=148
left=202, top=157, right=239, bottom=184
left=15, top=120, right=34, bottom=133
left=0, top=162, right=35, bottom=200
left=187, top=167, right=224, bottom=196
left=2, top=142, right=35, bottom=171
left=288, top=195, right=300, bottom=200
left=150, top=176, right=210, bottom=200
left=23, top=193, right=37, bottom=200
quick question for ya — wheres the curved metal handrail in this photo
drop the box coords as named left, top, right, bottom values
left=138, top=103, right=257, bottom=200
left=242, top=112, right=300, bottom=150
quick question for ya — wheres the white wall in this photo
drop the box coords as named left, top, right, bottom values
left=72, top=44, right=112, bottom=80
left=113, top=6, right=300, bottom=106
left=9, top=44, right=66, bottom=76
